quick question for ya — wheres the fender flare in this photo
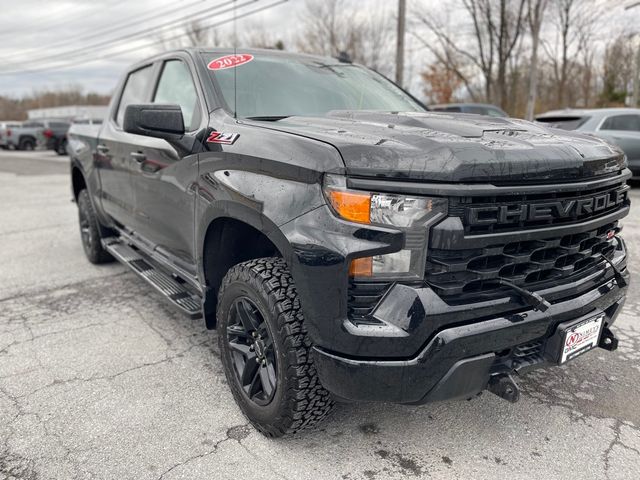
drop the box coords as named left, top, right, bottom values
left=196, top=200, right=297, bottom=282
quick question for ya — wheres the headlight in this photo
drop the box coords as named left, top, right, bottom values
left=323, top=174, right=448, bottom=279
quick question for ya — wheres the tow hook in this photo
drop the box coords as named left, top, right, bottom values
left=487, top=374, right=520, bottom=403
left=599, top=327, right=619, bottom=352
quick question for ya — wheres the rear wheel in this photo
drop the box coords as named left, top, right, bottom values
left=217, top=258, right=334, bottom=437
left=18, top=138, right=35, bottom=151
left=77, top=189, right=113, bottom=264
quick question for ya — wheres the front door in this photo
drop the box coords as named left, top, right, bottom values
left=129, top=57, right=207, bottom=275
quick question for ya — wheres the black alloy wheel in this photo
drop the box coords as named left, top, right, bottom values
left=226, top=297, right=277, bottom=406
left=217, top=258, right=334, bottom=437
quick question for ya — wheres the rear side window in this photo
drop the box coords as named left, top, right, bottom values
left=116, top=65, right=155, bottom=126
left=153, top=60, right=201, bottom=131
left=536, top=116, right=589, bottom=130
left=51, top=122, right=70, bottom=129
left=600, top=114, right=640, bottom=132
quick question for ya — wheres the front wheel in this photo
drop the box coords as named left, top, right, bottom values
left=217, top=258, right=334, bottom=437
left=77, top=189, right=113, bottom=264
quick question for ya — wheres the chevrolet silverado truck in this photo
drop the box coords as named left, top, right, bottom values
left=68, top=49, right=631, bottom=437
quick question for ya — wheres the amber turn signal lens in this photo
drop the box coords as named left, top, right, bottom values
left=349, top=257, right=373, bottom=277
left=326, top=190, right=371, bottom=224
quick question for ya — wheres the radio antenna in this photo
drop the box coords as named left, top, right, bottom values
left=233, top=0, right=238, bottom=119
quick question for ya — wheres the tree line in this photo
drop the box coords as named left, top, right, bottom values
left=416, top=0, right=635, bottom=118
left=0, top=87, right=110, bottom=121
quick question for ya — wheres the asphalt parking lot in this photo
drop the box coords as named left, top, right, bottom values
left=1, top=149, right=639, bottom=480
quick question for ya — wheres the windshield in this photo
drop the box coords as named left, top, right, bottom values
left=203, top=53, right=424, bottom=118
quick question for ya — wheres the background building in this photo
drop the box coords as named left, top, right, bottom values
left=27, top=105, right=108, bottom=120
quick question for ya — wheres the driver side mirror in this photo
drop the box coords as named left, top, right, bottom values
left=123, top=104, right=185, bottom=140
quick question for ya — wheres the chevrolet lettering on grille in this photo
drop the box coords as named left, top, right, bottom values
left=467, top=186, right=629, bottom=226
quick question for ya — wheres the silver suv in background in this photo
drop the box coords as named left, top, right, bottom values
left=536, top=108, right=640, bottom=179
left=0, top=121, right=22, bottom=149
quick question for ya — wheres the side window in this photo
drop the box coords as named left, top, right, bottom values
left=444, top=106, right=462, bottom=112
left=153, top=60, right=201, bottom=131
left=116, top=65, right=155, bottom=126
left=600, top=114, right=640, bottom=132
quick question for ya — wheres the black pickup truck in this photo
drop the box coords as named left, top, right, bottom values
left=68, top=48, right=631, bottom=437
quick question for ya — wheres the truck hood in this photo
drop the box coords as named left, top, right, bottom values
left=250, top=111, right=625, bottom=183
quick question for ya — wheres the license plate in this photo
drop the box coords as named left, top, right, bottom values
left=560, top=314, right=604, bottom=364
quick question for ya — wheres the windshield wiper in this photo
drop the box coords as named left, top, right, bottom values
left=245, top=116, right=290, bottom=122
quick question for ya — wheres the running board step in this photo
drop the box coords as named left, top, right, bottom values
left=103, top=237, right=203, bottom=319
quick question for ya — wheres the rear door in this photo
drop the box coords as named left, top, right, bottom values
left=129, top=55, right=206, bottom=275
left=96, top=63, right=157, bottom=228
left=597, top=114, right=640, bottom=162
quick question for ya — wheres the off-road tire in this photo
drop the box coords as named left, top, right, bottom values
left=77, top=189, right=113, bottom=264
left=18, top=137, right=35, bottom=151
left=217, top=257, right=334, bottom=437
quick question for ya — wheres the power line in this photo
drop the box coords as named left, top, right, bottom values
left=0, top=0, right=246, bottom=72
left=0, top=0, right=207, bottom=60
left=0, top=0, right=132, bottom=38
left=1, top=0, right=288, bottom=77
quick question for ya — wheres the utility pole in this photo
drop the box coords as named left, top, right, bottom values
left=395, top=0, right=406, bottom=87
left=634, top=47, right=640, bottom=108
left=627, top=2, right=640, bottom=107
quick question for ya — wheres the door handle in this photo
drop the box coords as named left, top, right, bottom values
left=96, top=144, right=109, bottom=154
left=130, top=151, right=146, bottom=163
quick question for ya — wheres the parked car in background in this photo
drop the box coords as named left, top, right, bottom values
left=536, top=108, right=640, bottom=178
left=430, top=103, right=508, bottom=117
left=40, top=119, right=71, bottom=155
left=8, top=121, right=42, bottom=151
left=0, top=121, right=22, bottom=149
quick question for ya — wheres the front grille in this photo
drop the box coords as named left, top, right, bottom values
left=426, top=222, right=619, bottom=301
left=449, top=181, right=629, bottom=234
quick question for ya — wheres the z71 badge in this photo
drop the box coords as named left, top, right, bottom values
left=206, top=131, right=239, bottom=145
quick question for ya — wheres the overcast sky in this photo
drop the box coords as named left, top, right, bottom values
left=0, top=0, right=310, bottom=97
left=0, top=0, right=638, bottom=99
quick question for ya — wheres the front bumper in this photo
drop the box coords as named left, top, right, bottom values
left=313, top=267, right=628, bottom=404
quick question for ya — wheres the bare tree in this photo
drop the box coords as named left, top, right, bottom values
left=525, top=0, right=547, bottom=120
left=599, top=34, right=635, bottom=106
left=415, top=0, right=526, bottom=109
left=540, top=0, right=602, bottom=108
left=296, top=0, right=393, bottom=75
